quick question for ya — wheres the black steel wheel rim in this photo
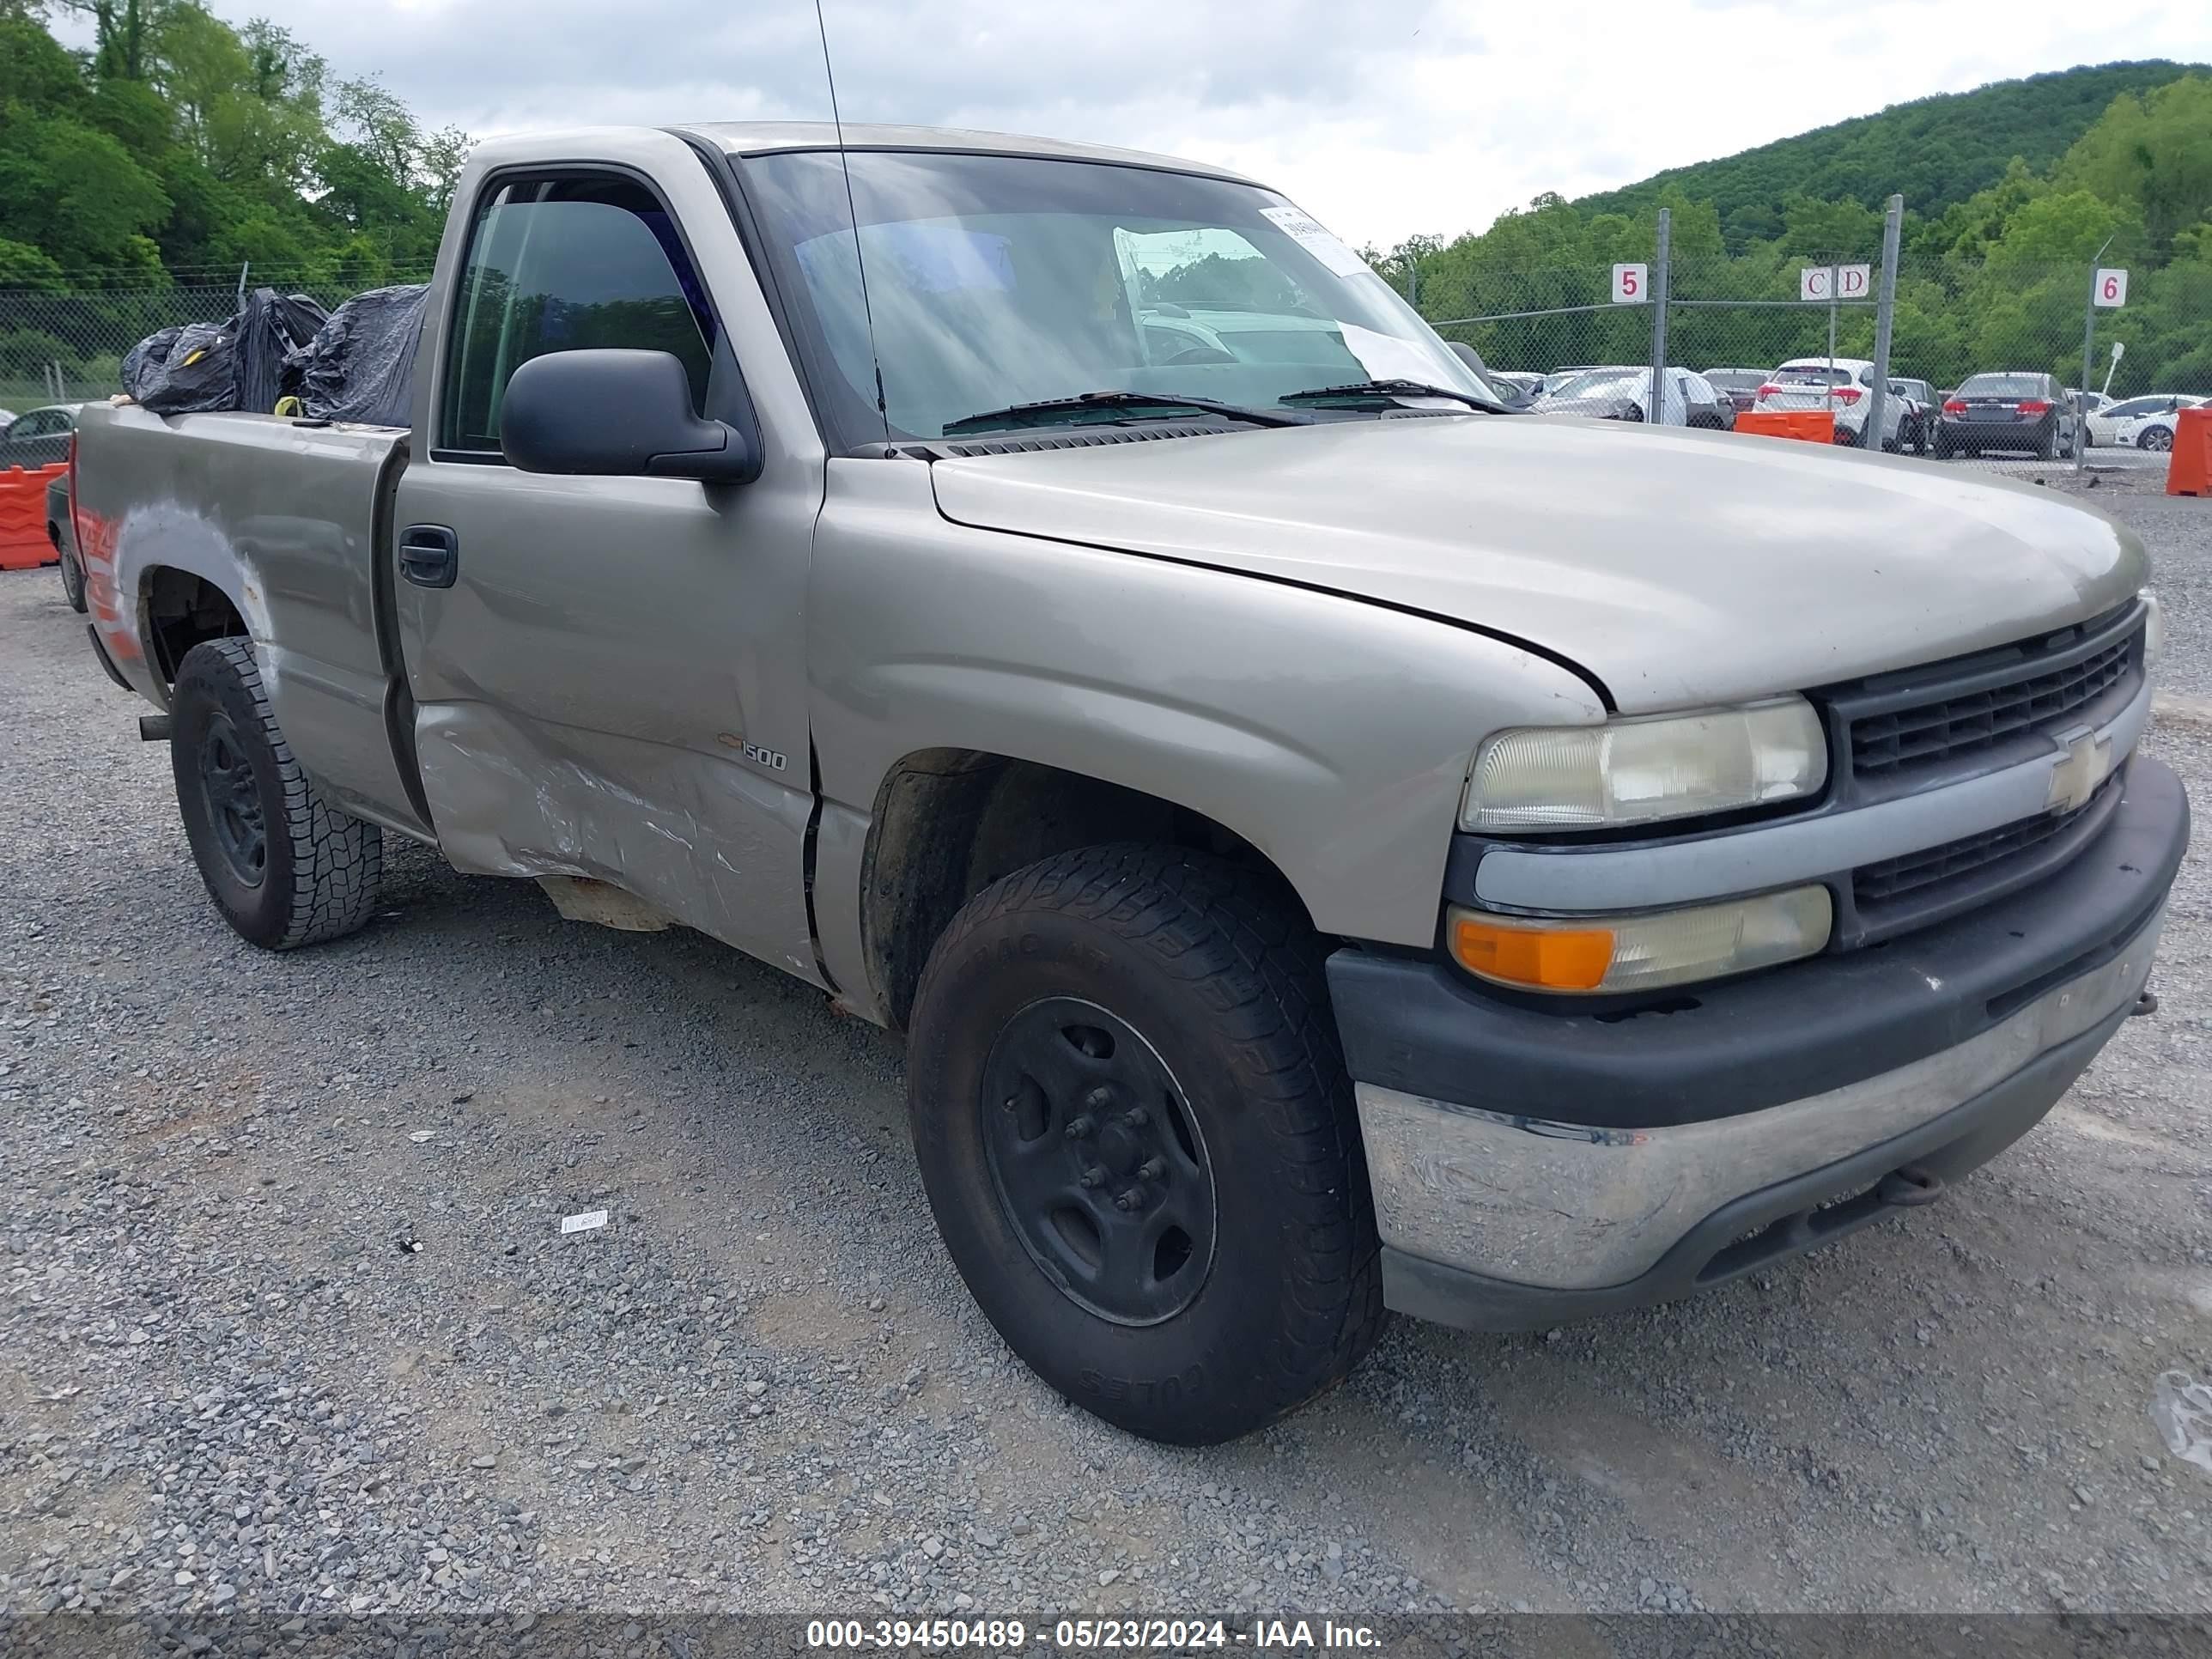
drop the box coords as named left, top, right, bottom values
left=979, top=996, right=1218, bottom=1326
left=197, top=711, right=267, bottom=887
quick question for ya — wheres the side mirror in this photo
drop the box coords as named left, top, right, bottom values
left=500, top=349, right=761, bottom=484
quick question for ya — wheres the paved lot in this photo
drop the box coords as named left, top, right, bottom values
left=3, top=488, right=2210, bottom=1623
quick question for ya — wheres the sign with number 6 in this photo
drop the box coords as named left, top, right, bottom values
left=1612, top=264, right=1646, bottom=305
left=2094, top=268, right=2128, bottom=307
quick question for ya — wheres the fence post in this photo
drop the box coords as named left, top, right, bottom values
left=2078, top=236, right=2112, bottom=475
left=1863, top=194, right=1903, bottom=454
left=1648, top=207, right=1671, bottom=423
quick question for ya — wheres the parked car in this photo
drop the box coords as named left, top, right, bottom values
left=1528, top=366, right=1728, bottom=428
left=2087, top=394, right=2194, bottom=447
left=0, top=408, right=16, bottom=436
left=71, top=120, right=2186, bottom=1447
left=1488, top=369, right=1545, bottom=399
left=1890, top=378, right=1938, bottom=455
left=48, top=469, right=85, bottom=611
left=1701, top=368, right=1766, bottom=417
left=0, top=403, right=84, bottom=471
left=2093, top=394, right=2205, bottom=453
left=1936, top=372, right=2084, bottom=459
left=1753, top=359, right=1908, bottom=450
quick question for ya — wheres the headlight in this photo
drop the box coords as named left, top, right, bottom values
left=1462, top=697, right=1827, bottom=833
left=1448, top=887, right=1832, bottom=994
left=2142, top=589, right=2164, bottom=672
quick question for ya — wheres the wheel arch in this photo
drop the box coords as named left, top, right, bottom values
left=855, top=747, right=1311, bottom=1034
left=142, top=564, right=250, bottom=688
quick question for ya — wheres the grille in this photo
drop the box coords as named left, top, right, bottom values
left=1853, top=771, right=2122, bottom=908
left=1850, top=632, right=2135, bottom=779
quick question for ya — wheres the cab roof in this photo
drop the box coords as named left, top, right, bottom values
left=668, top=122, right=1257, bottom=185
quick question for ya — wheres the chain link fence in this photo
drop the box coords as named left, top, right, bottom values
left=0, top=270, right=433, bottom=415
left=1418, top=204, right=2212, bottom=476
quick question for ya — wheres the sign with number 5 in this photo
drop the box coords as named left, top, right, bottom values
left=1612, top=264, right=1646, bottom=305
left=2094, top=268, right=2128, bottom=307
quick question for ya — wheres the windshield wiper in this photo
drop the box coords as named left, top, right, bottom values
left=941, top=390, right=1308, bottom=436
left=1279, top=378, right=1510, bottom=414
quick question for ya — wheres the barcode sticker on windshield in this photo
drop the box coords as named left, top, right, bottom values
left=1260, top=206, right=1370, bottom=279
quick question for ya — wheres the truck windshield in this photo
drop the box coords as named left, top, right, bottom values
left=740, top=149, right=1487, bottom=446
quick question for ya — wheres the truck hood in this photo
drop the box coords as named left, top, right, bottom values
left=927, top=416, right=2146, bottom=712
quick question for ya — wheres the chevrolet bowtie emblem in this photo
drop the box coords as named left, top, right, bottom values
left=2046, top=725, right=2114, bottom=816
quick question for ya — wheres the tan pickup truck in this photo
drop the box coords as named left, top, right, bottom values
left=72, top=122, right=2186, bottom=1444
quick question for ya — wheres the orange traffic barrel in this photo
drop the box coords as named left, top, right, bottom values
left=2168, top=406, right=2212, bottom=497
left=0, top=461, right=66, bottom=571
left=1734, top=410, right=1836, bottom=443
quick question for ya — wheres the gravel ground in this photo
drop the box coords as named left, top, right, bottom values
left=3, top=492, right=2210, bottom=1626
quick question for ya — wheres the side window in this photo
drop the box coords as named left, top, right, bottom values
left=439, top=174, right=717, bottom=455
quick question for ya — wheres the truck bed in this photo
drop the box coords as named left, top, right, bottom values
left=75, top=405, right=427, bottom=836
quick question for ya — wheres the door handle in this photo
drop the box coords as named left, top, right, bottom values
left=398, top=525, right=459, bottom=588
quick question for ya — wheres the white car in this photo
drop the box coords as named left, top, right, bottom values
left=2089, top=393, right=2204, bottom=452
left=1753, top=358, right=1915, bottom=449
left=1528, top=365, right=1729, bottom=427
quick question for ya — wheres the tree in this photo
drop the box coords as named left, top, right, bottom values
left=2055, top=76, right=2212, bottom=255
left=57, top=0, right=161, bottom=81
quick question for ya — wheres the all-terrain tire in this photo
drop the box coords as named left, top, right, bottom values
left=907, top=843, right=1386, bottom=1445
left=170, top=637, right=383, bottom=950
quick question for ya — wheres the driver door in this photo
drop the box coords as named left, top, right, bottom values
left=389, top=164, right=820, bottom=981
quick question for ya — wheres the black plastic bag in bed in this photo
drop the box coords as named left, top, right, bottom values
left=289, top=283, right=429, bottom=426
left=236, top=288, right=330, bottom=413
left=131, top=319, right=242, bottom=414
left=120, top=324, right=185, bottom=401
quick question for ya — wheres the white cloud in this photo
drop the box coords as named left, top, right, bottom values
left=58, top=0, right=2212, bottom=248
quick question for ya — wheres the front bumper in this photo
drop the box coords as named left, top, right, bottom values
left=1330, top=755, right=2187, bottom=1330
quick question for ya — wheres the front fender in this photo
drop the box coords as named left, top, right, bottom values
left=808, top=459, right=1606, bottom=963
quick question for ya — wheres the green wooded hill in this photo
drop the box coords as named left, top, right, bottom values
left=1577, top=61, right=2207, bottom=251
left=1368, top=64, right=2212, bottom=394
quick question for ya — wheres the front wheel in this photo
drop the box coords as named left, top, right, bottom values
left=2143, top=426, right=2175, bottom=453
left=907, top=845, right=1385, bottom=1445
left=171, top=638, right=384, bottom=950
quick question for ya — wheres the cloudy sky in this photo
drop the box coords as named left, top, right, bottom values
left=67, top=0, right=2212, bottom=249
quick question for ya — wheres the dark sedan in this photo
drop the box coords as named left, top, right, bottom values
left=1935, top=373, right=2082, bottom=460
left=0, top=403, right=84, bottom=471
left=1701, top=368, right=1765, bottom=417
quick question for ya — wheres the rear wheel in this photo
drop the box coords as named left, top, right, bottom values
left=907, top=844, right=1385, bottom=1444
left=56, top=545, right=86, bottom=612
left=2143, top=426, right=2174, bottom=453
left=2036, top=424, right=2058, bottom=461
left=170, top=638, right=383, bottom=950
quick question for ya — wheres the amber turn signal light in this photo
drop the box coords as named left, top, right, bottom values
left=1450, top=914, right=1614, bottom=992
